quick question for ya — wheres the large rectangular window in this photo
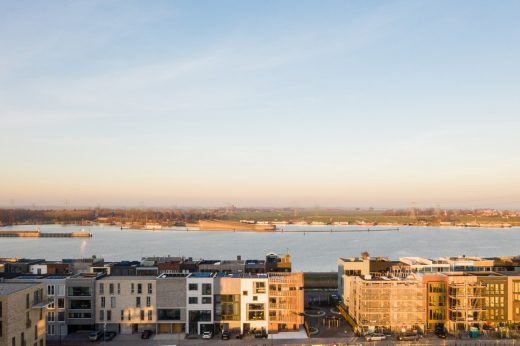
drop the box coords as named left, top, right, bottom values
left=148, top=283, right=153, bottom=294
left=247, top=303, right=265, bottom=321
left=68, top=287, right=91, bottom=297
left=189, top=297, right=198, bottom=304
left=188, top=283, right=198, bottom=291
left=137, top=283, right=142, bottom=294
left=157, top=309, right=181, bottom=321
left=69, top=300, right=91, bottom=310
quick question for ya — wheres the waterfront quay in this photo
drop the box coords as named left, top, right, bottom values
left=0, top=229, right=92, bottom=237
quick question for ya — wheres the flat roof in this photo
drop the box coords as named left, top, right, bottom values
left=188, top=272, right=214, bottom=278
left=0, top=282, right=41, bottom=296
left=98, top=276, right=157, bottom=281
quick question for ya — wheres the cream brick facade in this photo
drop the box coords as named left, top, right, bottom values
left=0, top=282, right=46, bottom=346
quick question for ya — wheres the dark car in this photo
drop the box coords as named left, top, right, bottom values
left=102, top=332, right=116, bottom=341
left=221, top=331, right=230, bottom=340
left=141, top=329, right=154, bottom=339
left=398, top=332, right=420, bottom=341
left=254, top=330, right=268, bottom=339
left=88, top=331, right=102, bottom=342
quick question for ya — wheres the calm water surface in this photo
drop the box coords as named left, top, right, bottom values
left=1, top=224, right=519, bottom=272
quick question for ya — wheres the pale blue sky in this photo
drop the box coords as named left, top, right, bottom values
left=1, top=1, right=519, bottom=208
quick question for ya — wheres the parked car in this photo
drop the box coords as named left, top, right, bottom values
left=365, top=333, right=386, bottom=341
left=254, top=329, right=268, bottom=339
left=221, top=331, right=230, bottom=340
left=141, top=329, right=154, bottom=339
left=88, top=330, right=103, bottom=341
left=102, top=332, right=116, bottom=341
left=398, top=332, right=420, bottom=341
left=202, top=331, right=213, bottom=339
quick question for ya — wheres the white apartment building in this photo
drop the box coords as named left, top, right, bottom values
left=186, top=273, right=215, bottom=334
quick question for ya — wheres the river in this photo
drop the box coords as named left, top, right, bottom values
left=1, top=224, right=519, bottom=271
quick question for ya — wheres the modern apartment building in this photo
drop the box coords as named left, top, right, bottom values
left=446, top=273, right=486, bottom=332
left=0, top=282, right=47, bottom=346
left=186, top=273, right=215, bottom=334
left=66, top=273, right=103, bottom=333
left=344, top=274, right=426, bottom=334
left=156, top=274, right=187, bottom=334
left=94, top=276, right=157, bottom=334
left=268, top=272, right=304, bottom=332
left=423, top=274, right=448, bottom=332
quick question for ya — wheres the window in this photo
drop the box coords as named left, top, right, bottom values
left=99, top=283, right=104, bottom=295
left=189, top=297, right=198, bottom=304
left=100, top=310, right=104, bottom=321
left=34, top=324, right=38, bottom=339
left=146, top=296, right=151, bottom=307
left=255, top=282, right=266, bottom=294
left=26, top=293, right=30, bottom=308
left=253, top=296, right=258, bottom=301
left=68, top=287, right=91, bottom=296
left=117, top=283, right=121, bottom=295
left=131, top=283, right=135, bottom=294
left=48, top=300, right=55, bottom=309
left=147, top=310, right=153, bottom=321
left=58, top=311, right=65, bottom=321
left=109, top=283, right=114, bottom=295
left=148, top=283, right=153, bottom=294
left=242, top=290, right=248, bottom=296
left=68, top=312, right=92, bottom=319
left=0, top=321, right=2, bottom=337
left=69, top=300, right=91, bottom=309
left=513, top=282, right=520, bottom=301
left=107, top=310, right=112, bottom=321
left=121, top=310, right=124, bottom=320
left=111, top=296, right=116, bottom=308
left=247, top=303, right=265, bottom=321
left=136, top=297, right=141, bottom=307
left=137, top=283, right=142, bottom=294
left=100, top=297, right=105, bottom=308
left=47, top=324, right=55, bottom=335
left=47, top=311, right=55, bottom=322
left=140, top=310, right=145, bottom=321
left=127, top=311, right=131, bottom=321
left=189, top=283, right=198, bottom=291
left=202, top=297, right=212, bottom=304
left=57, top=298, right=65, bottom=309
left=56, top=285, right=65, bottom=297
left=202, top=283, right=212, bottom=295
left=47, top=285, right=55, bottom=296
left=157, top=309, right=181, bottom=321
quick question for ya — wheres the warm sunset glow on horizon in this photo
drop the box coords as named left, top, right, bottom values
left=1, top=1, right=519, bottom=209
